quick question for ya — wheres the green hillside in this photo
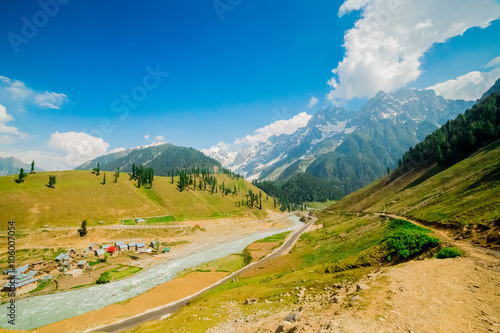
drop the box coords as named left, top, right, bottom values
left=0, top=170, right=276, bottom=229
left=331, top=139, right=500, bottom=227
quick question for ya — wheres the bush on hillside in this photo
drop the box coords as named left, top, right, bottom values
left=386, top=229, right=440, bottom=259
left=436, top=247, right=462, bottom=259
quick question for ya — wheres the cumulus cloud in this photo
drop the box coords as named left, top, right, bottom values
left=427, top=67, right=500, bottom=100
left=328, top=0, right=500, bottom=102
left=144, top=134, right=150, bottom=140
left=0, top=104, right=27, bottom=140
left=49, top=131, right=110, bottom=168
left=0, top=75, right=68, bottom=111
left=234, top=112, right=312, bottom=145
left=307, top=96, right=319, bottom=109
left=155, top=135, right=165, bottom=141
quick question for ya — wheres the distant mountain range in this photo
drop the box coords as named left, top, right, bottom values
left=0, top=154, right=43, bottom=176
left=75, top=142, right=222, bottom=176
left=206, top=88, right=474, bottom=197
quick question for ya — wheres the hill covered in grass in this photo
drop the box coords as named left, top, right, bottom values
left=0, top=170, right=276, bottom=229
left=330, top=139, right=500, bottom=228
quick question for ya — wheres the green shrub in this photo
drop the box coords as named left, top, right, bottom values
left=241, top=248, right=252, bottom=266
left=96, top=271, right=111, bottom=284
left=436, top=247, right=462, bottom=259
left=386, top=229, right=440, bottom=259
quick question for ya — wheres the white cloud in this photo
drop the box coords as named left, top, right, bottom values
left=307, top=96, right=319, bottom=109
left=49, top=131, right=110, bottom=168
left=201, top=141, right=230, bottom=155
left=234, top=112, right=312, bottom=145
left=0, top=104, right=27, bottom=138
left=144, top=134, right=150, bottom=140
left=427, top=67, right=500, bottom=100
left=486, top=56, right=500, bottom=68
left=154, top=135, right=165, bottom=141
left=108, top=147, right=127, bottom=154
left=0, top=75, right=68, bottom=111
left=328, top=0, right=500, bottom=102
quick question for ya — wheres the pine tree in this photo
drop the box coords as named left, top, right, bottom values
left=48, top=175, right=56, bottom=188
left=102, top=173, right=106, bottom=185
left=31, top=160, right=35, bottom=173
left=18, top=168, right=26, bottom=183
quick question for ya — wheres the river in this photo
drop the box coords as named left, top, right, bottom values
left=0, top=215, right=303, bottom=330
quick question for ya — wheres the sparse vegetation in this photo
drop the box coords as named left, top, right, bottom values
left=436, top=247, right=462, bottom=259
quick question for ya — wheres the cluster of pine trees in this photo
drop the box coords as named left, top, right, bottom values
left=131, top=164, right=154, bottom=188
left=253, top=173, right=339, bottom=210
left=398, top=92, right=500, bottom=172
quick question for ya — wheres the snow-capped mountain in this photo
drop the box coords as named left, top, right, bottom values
left=206, top=89, right=473, bottom=181
left=0, top=154, right=42, bottom=176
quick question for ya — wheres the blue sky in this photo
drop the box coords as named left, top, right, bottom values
left=0, top=0, right=499, bottom=170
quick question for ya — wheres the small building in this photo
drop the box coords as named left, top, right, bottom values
left=89, top=243, right=98, bottom=251
left=127, top=242, right=136, bottom=250
left=67, top=249, right=76, bottom=256
left=95, top=249, right=105, bottom=256
left=43, top=264, right=59, bottom=275
left=135, top=218, right=146, bottom=223
left=106, top=246, right=117, bottom=253
left=2, top=272, right=38, bottom=295
left=55, top=253, right=66, bottom=262
left=150, top=240, right=160, bottom=248
left=136, top=242, right=146, bottom=250
left=102, top=244, right=110, bottom=250
left=77, top=261, right=89, bottom=269
left=162, top=248, right=170, bottom=253
left=115, top=241, right=125, bottom=248
left=29, top=261, right=46, bottom=271
left=16, top=264, right=30, bottom=275
left=118, top=244, right=128, bottom=251
left=139, top=248, right=152, bottom=254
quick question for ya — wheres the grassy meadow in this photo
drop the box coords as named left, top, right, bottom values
left=0, top=170, right=277, bottom=229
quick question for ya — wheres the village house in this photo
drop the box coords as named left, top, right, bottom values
left=150, top=240, right=160, bottom=248
left=77, top=261, right=89, bottom=269
left=136, top=242, right=146, bottom=250
left=95, top=249, right=105, bottom=256
left=89, top=243, right=98, bottom=251
left=55, top=253, right=66, bottom=262
left=102, top=244, right=111, bottom=250
left=127, top=242, right=136, bottom=250
left=118, top=244, right=128, bottom=251
left=29, top=261, right=46, bottom=271
left=139, top=247, right=152, bottom=254
left=2, top=270, right=39, bottom=295
left=106, top=246, right=118, bottom=255
left=115, top=241, right=125, bottom=248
